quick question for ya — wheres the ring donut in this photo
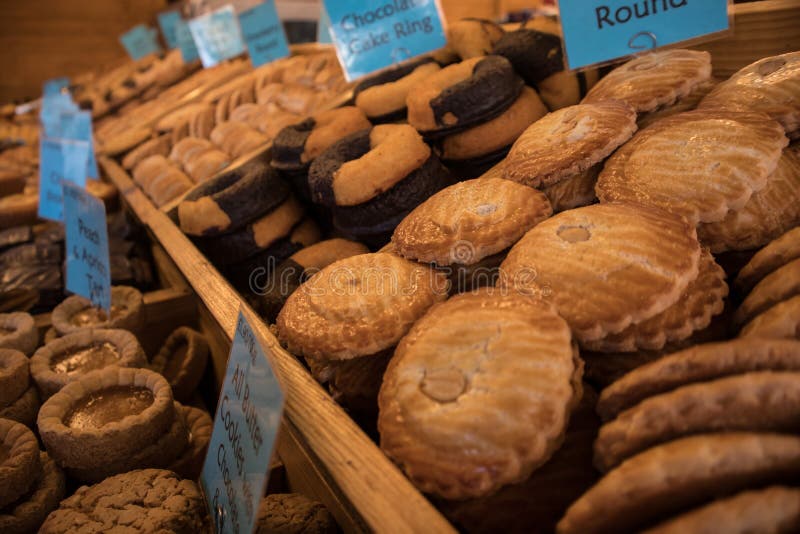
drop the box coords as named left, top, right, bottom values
left=354, top=58, right=441, bottom=123
left=178, top=160, right=290, bottom=236
left=406, top=55, right=523, bottom=137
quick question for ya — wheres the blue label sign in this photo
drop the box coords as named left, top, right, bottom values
left=158, top=10, right=182, bottom=49
left=317, top=6, right=333, bottom=44
left=558, top=0, right=730, bottom=70
left=176, top=19, right=201, bottom=62
left=64, top=181, right=111, bottom=313
left=239, top=1, right=290, bottom=67
left=120, top=24, right=163, bottom=60
left=189, top=5, right=246, bottom=68
left=201, top=309, right=284, bottom=534
left=43, top=77, right=69, bottom=97
left=322, top=0, right=446, bottom=81
left=38, top=137, right=89, bottom=222
left=42, top=110, right=98, bottom=180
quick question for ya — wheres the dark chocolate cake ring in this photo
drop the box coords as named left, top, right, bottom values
left=272, top=117, right=315, bottom=173
left=414, top=56, right=524, bottom=139
left=493, top=29, right=565, bottom=87
left=353, top=57, right=438, bottom=123
left=308, top=129, right=372, bottom=207
left=178, top=159, right=290, bottom=237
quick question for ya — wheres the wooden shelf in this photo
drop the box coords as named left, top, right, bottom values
left=99, top=155, right=456, bottom=534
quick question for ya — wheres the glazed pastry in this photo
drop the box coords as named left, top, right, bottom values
left=392, top=176, right=551, bottom=291
left=379, top=290, right=583, bottom=499
left=255, top=493, right=338, bottom=534
left=150, top=327, right=209, bottom=402
left=736, top=226, right=800, bottom=293
left=503, top=100, right=637, bottom=188
left=499, top=203, right=701, bottom=344
left=308, top=124, right=453, bottom=247
left=700, top=52, right=800, bottom=138
left=541, top=165, right=600, bottom=212
left=637, top=78, right=719, bottom=130
left=597, top=110, right=788, bottom=225
left=354, top=59, right=441, bottom=123
left=39, top=469, right=207, bottom=534
left=406, top=56, right=523, bottom=137
left=582, top=49, right=712, bottom=113
left=740, top=295, right=800, bottom=340
left=51, top=285, right=144, bottom=336
left=0, top=312, right=37, bottom=355
left=30, top=328, right=147, bottom=398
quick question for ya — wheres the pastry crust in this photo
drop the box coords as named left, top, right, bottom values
left=0, top=419, right=40, bottom=509
left=740, top=295, right=800, bottom=340
left=736, top=226, right=800, bottom=293
left=597, top=110, right=789, bottom=225
left=504, top=100, right=637, bottom=188
left=582, top=49, right=712, bottom=113
left=541, top=164, right=600, bottom=213
left=595, top=371, right=800, bottom=471
left=0, top=452, right=65, bottom=534
left=168, top=404, right=212, bottom=480
left=0, top=313, right=36, bottom=356
left=735, top=257, right=800, bottom=326
left=698, top=144, right=800, bottom=253
left=499, top=203, right=700, bottom=343
left=0, top=349, right=28, bottom=407
left=392, top=176, right=551, bottom=266
left=51, top=286, right=144, bottom=336
left=583, top=250, right=728, bottom=353
left=150, top=327, right=209, bottom=403
left=597, top=338, right=800, bottom=421
left=277, top=253, right=448, bottom=360
left=0, top=385, right=39, bottom=428
left=637, top=78, right=719, bottom=130
left=642, top=486, right=800, bottom=534
left=379, top=290, right=582, bottom=499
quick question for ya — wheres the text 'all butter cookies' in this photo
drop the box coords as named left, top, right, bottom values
left=596, top=109, right=789, bottom=225
left=379, top=289, right=583, bottom=500
left=499, top=202, right=701, bottom=344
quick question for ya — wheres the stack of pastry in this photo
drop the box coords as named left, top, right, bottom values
left=131, top=155, right=194, bottom=207
left=169, top=137, right=231, bottom=184
left=0, top=349, right=39, bottom=429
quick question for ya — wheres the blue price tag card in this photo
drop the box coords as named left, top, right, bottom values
left=43, top=77, right=69, bottom=97
left=120, top=24, right=163, bottom=60
left=322, top=0, right=446, bottom=81
left=38, top=137, right=89, bottom=222
left=201, top=309, right=284, bottom=534
left=176, top=19, right=201, bottom=62
left=558, top=0, right=730, bottom=70
left=64, top=182, right=111, bottom=313
left=239, top=1, right=290, bottom=67
left=158, top=10, right=182, bottom=49
left=189, top=5, right=246, bottom=68
left=317, top=6, right=333, bottom=44
left=40, top=93, right=78, bottom=133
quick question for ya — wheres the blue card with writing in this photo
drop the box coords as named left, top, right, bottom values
left=158, top=10, right=182, bottom=49
left=120, top=24, right=163, bottom=60
left=176, top=19, right=200, bottom=62
left=558, top=0, right=729, bottom=70
left=43, top=77, right=69, bottom=97
left=239, top=1, right=290, bottom=67
left=317, top=6, right=333, bottom=44
left=64, top=181, right=111, bottom=313
left=201, top=309, right=284, bottom=534
left=40, top=93, right=78, bottom=133
left=38, top=137, right=89, bottom=221
left=189, top=5, right=246, bottom=68
left=322, top=0, right=446, bottom=81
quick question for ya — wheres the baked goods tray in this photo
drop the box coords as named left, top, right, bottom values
left=98, top=155, right=456, bottom=533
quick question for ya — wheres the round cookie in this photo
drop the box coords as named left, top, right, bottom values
left=736, top=226, right=800, bottom=293
left=406, top=56, right=523, bottom=136
left=699, top=51, right=800, bottom=138
left=37, top=367, right=175, bottom=470
left=735, top=258, right=800, bottom=326
left=255, top=493, right=338, bottom=534
left=354, top=59, right=441, bottom=123
left=597, top=109, right=789, bottom=225
left=740, top=295, right=800, bottom=340
left=499, top=203, right=701, bottom=343
left=582, top=49, right=712, bottom=113
left=503, top=100, right=637, bottom=188
left=0, top=312, right=37, bottom=355
left=596, top=338, right=800, bottom=421
left=150, top=327, right=209, bottom=403
left=0, top=452, right=65, bottom=534
left=379, top=290, right=583, bottom=499
left=39, top=469, right=207, bottom=534
left=637, top=77, right=719, bottom=130
left=392, top=176, right=552, bottom=266
left=447, top=18, right=505, bottom=59
left=698, top=144, right=800, bottom=253
left=0, top=349, right=28, bottom=408
left=0, top=419, right=40, bottom=509
left=51, top=286, right=144, bottom=336
left=30, top=328, right=147, bottom=399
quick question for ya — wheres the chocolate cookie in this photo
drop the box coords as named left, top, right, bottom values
left=255, top=493, right=338, bottom=534
left=150, top=327, right=209, bottom=403
left=40, top=469, right=207, bottom=533
left=0, top=452, right=65, bottom=534
left=30, top=328, right=147, bottom=399
left=0, top=312, right=37, bottom=355
left=51, top=286, right=144, bottom=337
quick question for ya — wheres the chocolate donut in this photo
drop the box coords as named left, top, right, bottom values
left=308, top=125, right=453, bottom=248
left=354, top=58, right=441, bottom=123
left=178, top=159, right=290, bottom=237
left=406, top=56, right=523, bottom=138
